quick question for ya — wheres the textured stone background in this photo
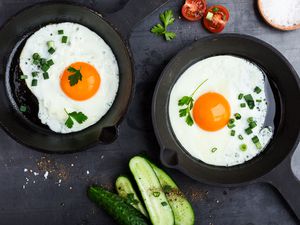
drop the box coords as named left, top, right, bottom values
left=0, top=0, right=299, bottom=224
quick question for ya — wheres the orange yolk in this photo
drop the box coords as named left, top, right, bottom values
left=193, top=92, right=231, bottom=131
left=60, top=62, right=101, bottom=101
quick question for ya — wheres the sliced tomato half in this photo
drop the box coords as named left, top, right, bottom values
left=203, top=5, right=230, bottom=33
left=181, top=0, right=207, bottom=21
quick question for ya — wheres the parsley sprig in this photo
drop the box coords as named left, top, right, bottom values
left=64, top=109, right=88, bottom=128
left=151, top=10, right=176, bottom=41
left=178, top=79, right=208, bottom=126
left=68, top=66, right=83, bottom=86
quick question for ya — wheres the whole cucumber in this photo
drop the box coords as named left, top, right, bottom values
left=88, top=186, right=149, bottom=225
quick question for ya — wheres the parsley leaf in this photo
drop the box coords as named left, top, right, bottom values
left=68, top=66, right=82, bottom=86
left=160, top=10, right=175, bottom=27
left=64, top=109, right=88, bottom=128
left=151, top=10, right=176, bottom=41
left=178, top=79, right=208, bottom=126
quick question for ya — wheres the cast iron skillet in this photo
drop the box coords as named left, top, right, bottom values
left=0, top=0, right=167, bottom=153
left=152, top=34, right=300, bottom=220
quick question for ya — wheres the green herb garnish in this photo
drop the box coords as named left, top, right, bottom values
left=178, top=79, right=208, bottom=126
left=212, top=7, right=219, bottom=12
left=230, top=130, right=236, bottom=136
left=238, top=93, right=244, bottom=100
left=256, top=99, right=262, bottom=102
left=244, top=94, right=255, bottom=109
left=211, top=147, right=217, bottom=153
left=64, top=109, right=88, bottom=128
left=67, top=66, right=83, bottom=86
left=41, top=63, right=50, bottom=72
left=20, top=74, right=28, bottom=80
left=238, top=134, right=244, bottom=140
left=43, top=72, right=49, bottom=80
left=48, top=47, right=55, bottom=54
left=240, top=144, right=247, bottom=151
left=32, top=53, right=40, bottom=60
left=62, top=36, right=68, bottom=43
left=20, top=105, right=27, bottom=112
left=254, top=86, right=262, bottom=94
left=32, top=72, right=38, bottom=77
left=47, top=41, right=55, bottom=49
left=245, top=127, right=253, bottom=135
left=153, top=192, right=160, bottom=197
left=252, top=136, right=262, bottom=150
left=151, top=10, right=176, bottom=41
left=247, top=117, right=253, bottom=123
left=240, top=103, right=246, bottom=108
left=31, top=79, right=38, bottom=86
left=58, top=30, right=64, bottom=35
left=47, top=59, right=54, bottom=66
left=249, top=121, right=257, bottom=129
left=234, top=113, right=241, bottom=120
left=161, top=201, right=168, bottom=206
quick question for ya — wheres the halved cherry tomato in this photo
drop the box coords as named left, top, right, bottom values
left=181, top=0, right=207, bottom=21
left=203, top=5, right=230, bottom=33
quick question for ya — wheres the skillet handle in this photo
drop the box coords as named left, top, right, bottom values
left=261, top=154, right=300, bottom=221
left=105, top=0, right=169, bottom=39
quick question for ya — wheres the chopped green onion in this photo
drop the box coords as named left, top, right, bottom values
left=240, top=103, right=246, bottom=108
left=40, top=58, right=47, bottom=65
left=47, top=59, right=54, bottom=66
left=212, top=7, right=219, bottom=12
left=234, top=113, right=241, bottom=120
left=238, top=93, right=244, bottom=100
left=31, top=79, right=38, bottom=86
left=228, top=118, right=235, bottom=124
left=161, top=202, right=168, bottom=206
left=48, top=47, right=55, bottom=54
left=245, top=127, right=253, bottom=135
left=238, top=134, right=244, bottom=140
left=47, top=41, right=55, bottom=49
left=32, top=72, right=38, bottom=77
left=227, top=123, right=235, bottom=129
left=20, top=105, right=27, bottom=112
left=230, top=130, right=236, bottom=136
left=240, top=144, right=247, bottom=151
left=32, top=53, right=40, bottom=60
left=20, top=74, right=28, bottom=80
left=252, top=136, right=262, bottom=150
left=62, top=36, right=68, bottom=43
left=211, top=147, right=217, bottom=153
left=33, top=59, right=39, bottom=65
left=43, top=72, right=49, bottom=80
left=153, top=192, right=160, bottom=197
left=244, top=94, right=255, bottom=109
left=247, top=117, right=253, bottom=123
left=249, top=121, right=257, bottom=128
left=41, top=64, right=50, bottom=72
left=58, top=30, right=64, bottom=35
left=256, top=99, right=262, bottom=102
left=254, top=86, right=262, bottom=94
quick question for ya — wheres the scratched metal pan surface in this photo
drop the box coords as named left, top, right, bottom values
left=152, top=34, right=300, bottom=220
left=0, top=0, right=167, bottom=153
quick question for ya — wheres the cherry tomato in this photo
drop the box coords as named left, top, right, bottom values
left=181, top=0, right=207, bottom=21
left=203, top=5, right=230, bottom=33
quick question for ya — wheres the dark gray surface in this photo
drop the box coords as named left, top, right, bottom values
left=0, top=0, right=299, bottom=225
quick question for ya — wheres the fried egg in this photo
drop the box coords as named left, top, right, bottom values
left=19, top=22, right=119, bottom=133
left=169, top=55, right=273, bottom=167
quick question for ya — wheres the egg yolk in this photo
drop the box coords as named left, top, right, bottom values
left=60, top=62, right=101, bottom=101
left=193, top=92, right=231, bottom=131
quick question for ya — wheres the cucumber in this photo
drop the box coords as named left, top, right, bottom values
left=87, top=186, right=149, bottom=225
left=149, top=161, right=195, bottom=225
left=129, top=156, right=174, bottom=225
left=115, top=175, right=149, bottom=217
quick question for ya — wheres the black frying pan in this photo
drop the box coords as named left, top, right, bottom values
left=0, top=0, right=167, bottom=153
left=152, top=34, right=300, bottom=220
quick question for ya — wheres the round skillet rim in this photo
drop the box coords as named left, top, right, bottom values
left=152, top=33, right=300, bottom=186
left=0, top=2, right=135, bottom=154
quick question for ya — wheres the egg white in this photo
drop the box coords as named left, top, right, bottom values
left=19, top=22, right=119, bottom=133
left=169, top=55, right=273, bottom=167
